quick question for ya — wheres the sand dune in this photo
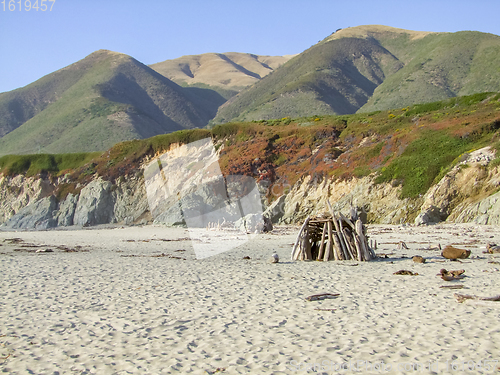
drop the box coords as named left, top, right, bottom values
left=1, top=223, right=499, bottom=374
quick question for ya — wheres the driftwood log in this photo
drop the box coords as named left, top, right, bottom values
left=291, top=204, right=375, bottom=262
left=454, top=293, right=500, bottom=303
left=305, top=293, right=340, bottom=301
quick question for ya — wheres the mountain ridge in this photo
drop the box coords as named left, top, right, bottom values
left=212, top=25, right=500, bottom=123
left=0, top=50, right=225, bottom=155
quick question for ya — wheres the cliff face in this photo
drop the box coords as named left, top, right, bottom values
left=279, top=174, right=416, bottom=224
left=0, top=175, right=55, bottom=224
left=1, top=176, right=149, bottom=230
left=1, top=147, right=500, bottom=230
left=417, top=147, right=500, bottom=225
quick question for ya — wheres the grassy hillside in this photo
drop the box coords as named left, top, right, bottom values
left=359, top=30, right=500, bottom=112
left=5, top=92, right=499, bottom=205
left=213, top=36, right=403, bottom=123
left=213, top=26, right=500, bottom=124
left=0, top=50, right=224, bottom=155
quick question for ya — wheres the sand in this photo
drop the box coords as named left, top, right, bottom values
left=1, top=223, right=500, bottom=374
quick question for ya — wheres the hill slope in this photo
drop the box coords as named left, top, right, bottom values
left=0, top=50, right=225, bottom=155
left=213, top=25, right=500, bottom=123
left=149, top=52, right=293, bottom=93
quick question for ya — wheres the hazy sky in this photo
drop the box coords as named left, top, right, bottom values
left=1, top=0, right=499, bottom=93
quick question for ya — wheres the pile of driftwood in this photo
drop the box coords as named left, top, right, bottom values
left=291, top=205, right=376, bottom=261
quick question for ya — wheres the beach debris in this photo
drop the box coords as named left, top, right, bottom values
left=206, top=218, right=234, bottom=231
left=398, top=241, right=409, bottom=250
left=419, top=243, right=441, bottom=251
left=291, top=203, right=375, bottom=262
left=393, top=270, right=418, bottom=276
left=305, top=293, right=340, bottom=301
left=441, top=245, right=471, bottom=260
left=486, top=243, right=500, bottom=253
left=269, top=253, right=279, bottom=263
left=35, top=248, right=53, bottom=253
left=205, top=367, right=226, bottom=374
left=440, top=284, right=464, bottom=289
left=243, top=256, right=251, bottom=260
left=122, top=237, right=190, bottom=243
left=412, top=255, right=426, bottom=263
left=56, top=245, right=88, bottom=252
left=3, top=238, right=23, bottom=244
left=438, top=268, right=466, bottom=281
left=454, top=293, right=500, bottom=303
left=120, top=253, right=186, bottom=260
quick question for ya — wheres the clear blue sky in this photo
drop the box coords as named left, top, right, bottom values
left=1, top=0, right=499, bottom=93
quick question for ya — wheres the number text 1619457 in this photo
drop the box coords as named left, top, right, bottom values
left=1, top=0, right=55, bottom=11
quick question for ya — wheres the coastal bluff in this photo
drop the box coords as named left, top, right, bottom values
left=1, top=147, right=500, bottom=230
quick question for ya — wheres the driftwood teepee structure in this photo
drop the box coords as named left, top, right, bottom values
left=291, top=203, right=376, bottom=261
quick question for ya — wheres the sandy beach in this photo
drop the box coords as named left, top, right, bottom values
left=1, top=223, right=500, bottom=374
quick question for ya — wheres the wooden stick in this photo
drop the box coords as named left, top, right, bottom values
left=322, top=223, right=331, bottom=261
left=323, top=223, right=333, bottom=262
left=304, top=226, right=312, bottom=260
left=356, top=219, right=371, bottom=261
left=326, top=235, right=334, bottom=261
left=354, top=232, right=364, bottom=261
left=291, top=217, right=310, bottom=260
left=305, top=293, right=340, bottom=301
left=333, top=232, right=344, bottom=260
left=317, top=222, right=327, bottom=260
left=350, top=206, right=358, bottom=222
left=329, top=221, right=339, bottom=261
left=340, top=223, right=355, bottom=260
left=326, top=200, right=335, bottom=217
left=343, top=228, right=357, bottom=260
left=454, top=293, right=500, bottom=303
left=299, top=227, right=308, bottom=260
left=361, top=219, right=372, bottom=260
left=332, top=214, right=347, bottom=259
left=339, top=212, right=355, bottom=230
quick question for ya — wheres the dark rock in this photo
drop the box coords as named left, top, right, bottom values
left=412, top=255, right=426, bottom=263
left=55, top=193, right=78, bottom=226
left=414, top=205, right=443, bottom=225
left=441, top=245, right=471, bottom=259
left=73, top=179, right=115, bottom=226
left=2, top=195, right=58, bottom=230
left=236, top=213, right=273, bottom=233
left=263, top=195, right=286, bottom=224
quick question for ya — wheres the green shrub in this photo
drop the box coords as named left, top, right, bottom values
left=353, top=166, right=371, bottom=178
left=0, top=152, right=101, bottom=177
left=375, top=131, right=470, bottom=198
